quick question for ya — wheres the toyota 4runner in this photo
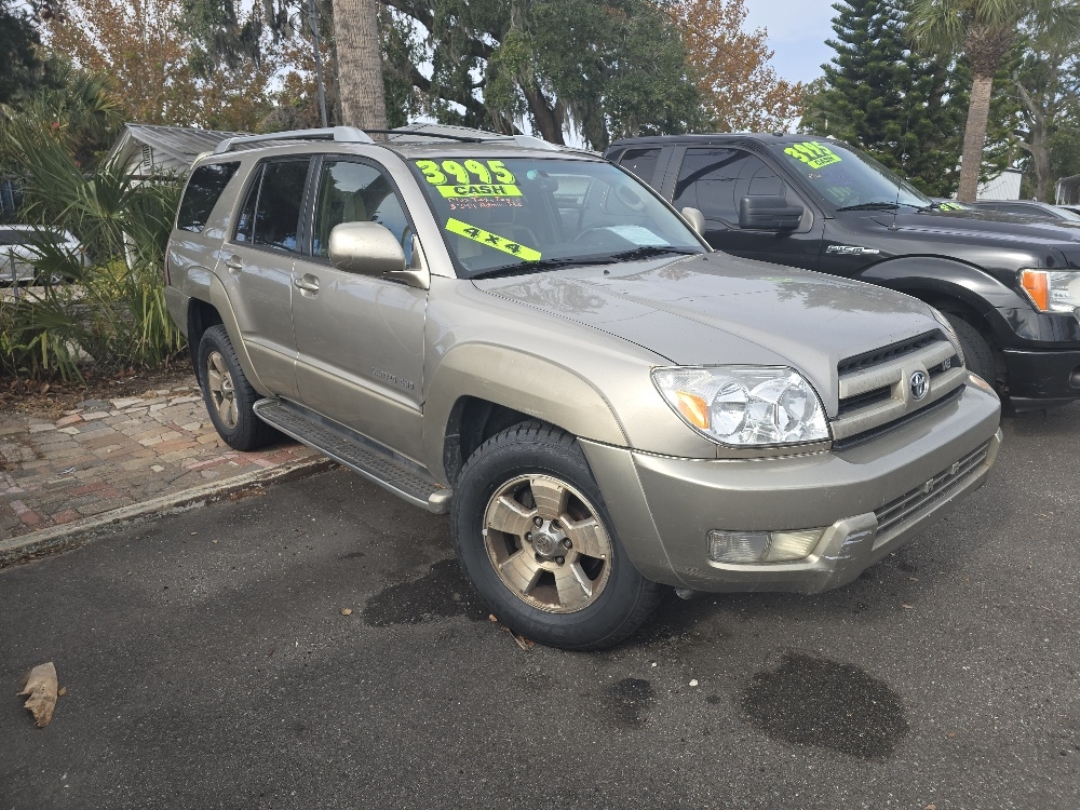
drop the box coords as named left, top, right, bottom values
left=165, top=125, right=1002, bottom=650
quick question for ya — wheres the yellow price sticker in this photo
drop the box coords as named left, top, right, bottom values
left=784, top=141, right=842, bottom=169
left=437, top=183, right=523, bottom=198
left=445, top=217, right=541, bottom=261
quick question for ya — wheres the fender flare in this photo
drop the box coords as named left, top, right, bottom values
left=855, top=255, right=1029, bottom=315
left=182, top=268, right=270, bottom=396
left=422, top=343, right=630, bottom=481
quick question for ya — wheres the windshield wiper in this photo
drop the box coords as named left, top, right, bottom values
left=470, top=256, right=613, bottom=280
left=605, top=245, right=702, bottom=261
left=470, top=246, right=701, bottom=280
left=836, top=201, right=932, bottom=212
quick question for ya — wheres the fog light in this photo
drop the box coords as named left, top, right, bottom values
left=708, top=530, right=769, bottom=563
left=708, top=528, right=825, bottom=564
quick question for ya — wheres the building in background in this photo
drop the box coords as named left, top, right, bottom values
left=106, top=124, right=245, bottom=178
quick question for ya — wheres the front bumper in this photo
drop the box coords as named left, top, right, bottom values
left=1002, top=347, right=1080, bottom=409
left=581, top=381, right=1002, bottom=594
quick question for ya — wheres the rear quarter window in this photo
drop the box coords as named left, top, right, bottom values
left=177, top=162, right=240, bottom=233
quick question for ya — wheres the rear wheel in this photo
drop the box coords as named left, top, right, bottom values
left=451, top=422, right=663, bottom=650
left=198, top=325, right=278, bottom=451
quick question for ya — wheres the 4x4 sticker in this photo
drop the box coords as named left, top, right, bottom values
left=445, top=217, right=541, bottom=261
left=416, top=159, right=521, bottom=198
left=784, top=141, right=842, bottom=169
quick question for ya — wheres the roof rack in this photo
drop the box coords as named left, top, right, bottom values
left=365, top=128, right=489, bottom=143
left=213, top=126, right=374, bottom=154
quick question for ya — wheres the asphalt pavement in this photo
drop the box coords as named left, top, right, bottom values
left=2, top=404, right=1079, bottom=810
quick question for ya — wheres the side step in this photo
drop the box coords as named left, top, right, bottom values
left=253, top=398, right=451, bottom=514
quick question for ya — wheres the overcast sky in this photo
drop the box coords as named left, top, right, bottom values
left=743, top=0, right=838, bottom=86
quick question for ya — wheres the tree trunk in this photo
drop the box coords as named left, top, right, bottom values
left=333, top=0, right=386, bottom=129
left=957, top=72, right=994, bottom=203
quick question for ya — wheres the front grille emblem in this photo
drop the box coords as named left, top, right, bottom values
left=909, top=370, right=929, bottom=401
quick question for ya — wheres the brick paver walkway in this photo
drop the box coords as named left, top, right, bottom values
left=0, top=374, right=322, bottom=541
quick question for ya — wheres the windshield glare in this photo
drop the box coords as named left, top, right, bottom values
left=409, top=157, right=704, bottom=278
left=770, top=140, right=932, bottom=211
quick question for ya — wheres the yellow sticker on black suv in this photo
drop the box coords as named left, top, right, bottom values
left=784, top=141, right=842, bottom=169
left=445, top=217, right=541, bottom=261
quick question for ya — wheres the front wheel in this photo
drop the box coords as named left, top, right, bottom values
left=944, top=313, right=997, bottom=390
left=451, top=422, right=663, bottom=651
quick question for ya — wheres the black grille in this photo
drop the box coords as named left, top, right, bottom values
left=837, top=330, right=945, bottom=375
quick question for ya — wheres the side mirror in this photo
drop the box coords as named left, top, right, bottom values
left=738, top=196, right=804, bottom=231
left=328, top=221, right=406, bottom=276
left=681, top=206, right=706, bottom=235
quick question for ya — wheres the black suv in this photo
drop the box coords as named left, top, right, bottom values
left=605, top=134, right=1080, bottom=410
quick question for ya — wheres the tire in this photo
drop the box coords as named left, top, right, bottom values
left=944, top=313, right=997, bottom=389
left=451, top=421, right=664, bottom=651
left=197, top=324, right=278, bottom=451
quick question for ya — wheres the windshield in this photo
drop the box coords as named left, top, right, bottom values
left=409, top=157, right=704, bottom=278
left=769, top=140, right=933, bottom=212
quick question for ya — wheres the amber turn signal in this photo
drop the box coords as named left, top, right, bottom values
left=1020, top=270, right=1049, bottom=311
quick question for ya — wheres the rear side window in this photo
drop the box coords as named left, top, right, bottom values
left=618, top=148, right=662, bottom=185
left=234, top=158, right=310, bottom=252
left=177, top=162, right=240, bottom=233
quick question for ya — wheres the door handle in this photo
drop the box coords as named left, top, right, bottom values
left=224, top=255, right=243, bottom=272
left=293, top=276, right=320, bottom=293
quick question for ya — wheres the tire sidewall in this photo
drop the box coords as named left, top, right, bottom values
left=452, top=427, right=648, bottom=650
left=945, top=313, right=995, bottom=387
left=197, top=325, right=263, bottom=451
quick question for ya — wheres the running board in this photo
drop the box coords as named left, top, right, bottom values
left=253, top=398, right=451, bottom=514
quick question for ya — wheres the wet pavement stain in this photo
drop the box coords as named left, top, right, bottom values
left=603, top=678, right=656, bottom=728
left=363, top=558, right=488, bottom=626
left=741, top=652, right=908, bottom=759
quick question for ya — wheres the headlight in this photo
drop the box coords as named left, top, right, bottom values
left=652, top=366, right=829, bottom=446
left=1019, top=269, right=1080, bottom=320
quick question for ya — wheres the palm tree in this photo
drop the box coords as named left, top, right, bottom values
left=908, top=0, right=1080, bottom=202
left=333, top=0, right=387, bottom=129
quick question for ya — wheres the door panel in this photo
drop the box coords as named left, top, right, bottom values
left=224, top=159, right=310, bottom=399
left=292, top=159, right=427, bottom=461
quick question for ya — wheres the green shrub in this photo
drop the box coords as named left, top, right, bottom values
left=1, top=111, right=186, bottom=381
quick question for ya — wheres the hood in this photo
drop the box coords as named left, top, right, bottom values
left=865, top=208, right=1080, bottom=262
left=474, top=252, right=945, bottom=414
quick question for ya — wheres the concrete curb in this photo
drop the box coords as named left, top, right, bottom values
left=0, top=456, right=336, bottom=568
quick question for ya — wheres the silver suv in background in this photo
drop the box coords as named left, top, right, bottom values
left=164, top=125, right=1002, bottom=650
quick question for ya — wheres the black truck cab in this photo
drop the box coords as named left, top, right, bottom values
left=605, top=134, right=1080, bottom=410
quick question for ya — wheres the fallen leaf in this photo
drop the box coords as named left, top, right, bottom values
left=340, top=608, right=353, bottom=616
left=925, top=804, right=937, bottom=810
left=946, top=731, right=957, bottom=739
left=19, top=662, right=58, bottom=728
left=501, top=626, right=534, bottom=650
left=57, top=686, right=67, bottom=697
left=901, top=604, right=914, bottom=609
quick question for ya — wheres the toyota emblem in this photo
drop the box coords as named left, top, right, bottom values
left=909, top=370, right=929, bottom=401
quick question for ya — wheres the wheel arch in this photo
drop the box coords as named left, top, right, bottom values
left=424, top=344, right=630, bottom=487
left=856, top=255, right=1028, bottom=348
left=180, top=269, right=269, bottom=395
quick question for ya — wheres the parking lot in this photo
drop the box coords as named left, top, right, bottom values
left=2, top=404, right=1078, bottom=810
